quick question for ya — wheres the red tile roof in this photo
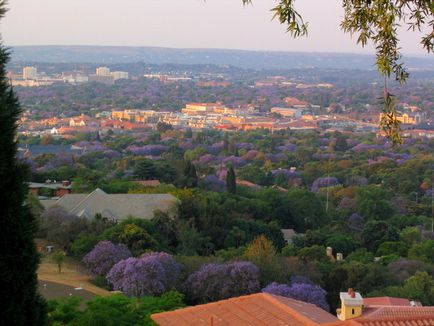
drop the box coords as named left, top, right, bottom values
left=325, top=317, right=434, bottom=326
left=151, top=293, right=338, bottom=326
left=363, top=297, right=411, bottom=307
left=362, top=306, right=434, bottom=319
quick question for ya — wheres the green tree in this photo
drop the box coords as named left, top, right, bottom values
left=361, top=220, right=399, bottom=252
left=134, top=158, right=157, bottom=180
left=0, top=3, right=46, bottom=323
left=182, top=160, right=198, bottom=188
left=226, top=165, right=237, bottom=194
left=52, top=251, right=66, bottom=274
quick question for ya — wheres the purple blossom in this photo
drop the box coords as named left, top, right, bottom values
left=262, top=282, right=329, bottom=311
left=74, top=141, right=106, bottom=151
left=350, top=143, right=384, bottom=153
left=271, top=169, right=300, bottom=179
left=41, top=153, right=75, bottom=171
left=311, top=177, right=340, bottom=192
left=345, top=176, right=368, bottom=187
left=126, top=145, right=167, bottom=156
left=312, top=153, right=336, bottom=161
left=107, top=252, right=181, bottom=297
left=202, top=175, right=226, bottom=192
left=265, top=153, right=287, bottom=163
left=83, top=241, right=132, bottom=276
left=347, top=213, right=364, bottom=230
left=197, top=154, right=220, bottom=165
left=179, top=141, right=194, bottom=150
left=277, top=144, right=297, bottom=152
left=208, top=141, right=224, bottom=154
left=237, top=143, right=254, bottom=150
left=185, top=261, right=260, bottom=303
left=223, top=156, right=246, bottom=167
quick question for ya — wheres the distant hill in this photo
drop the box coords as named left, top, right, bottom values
left=9, top=45, right=434, bottom=71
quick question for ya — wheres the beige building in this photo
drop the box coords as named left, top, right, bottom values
left=111, top=71, right=129, bottom=81
left=96, top=66, right=110, bottom=76
left=181, top=103, right=226, bottom=115
left=23, top=66, right=37, bottom=80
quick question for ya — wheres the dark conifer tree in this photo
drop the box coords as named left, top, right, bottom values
left=226, top=165, right=237, bottom=194
left=183, top=160, right=198, bottom=188
left=0, top=3, right=46, bottom=324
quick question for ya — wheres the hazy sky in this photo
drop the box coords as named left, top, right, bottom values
left=1, top=0, right=430, bottom=55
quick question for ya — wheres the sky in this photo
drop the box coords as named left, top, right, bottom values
left=1, top=0, right=430, bottom=55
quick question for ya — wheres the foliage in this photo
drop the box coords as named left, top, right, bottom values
left=0, top=4, right=46, bottom=323
left=52, top=250, right=66, bottom=274
left=226, top=165, right=236, bottom=194
left=244, top=235, right=283, bottom=284
left=83, top=240, right=132, bottom=276
left=184, top=261, right=260, bottom=303
left=107, top=252, right=181, bottom=297
left=47, top=292, right=185, bottom=326
left=262, top=281, right=329, bottom=311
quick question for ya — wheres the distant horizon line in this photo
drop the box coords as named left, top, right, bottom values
left=7, top=44, right=433, bottom=59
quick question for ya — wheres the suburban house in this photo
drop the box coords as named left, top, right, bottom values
left=151, top=290, right=434, bottom=326
left=29, top=180, right=72, bottom=198
left=41, top=188, right=178, bottom=221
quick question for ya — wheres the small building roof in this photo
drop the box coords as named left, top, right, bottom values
left=41, top=188, right=178, bottom=221
left=151, top=293, right=338, bottom=326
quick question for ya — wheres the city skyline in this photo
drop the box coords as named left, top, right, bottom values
left=2, top=0, right=431, bottom=55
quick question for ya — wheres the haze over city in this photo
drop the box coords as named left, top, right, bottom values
left=2, top=0, right=429, bottom=55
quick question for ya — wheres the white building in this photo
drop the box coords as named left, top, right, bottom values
left=23, top=66, right=37, bottom=80
left=111, top=71, right=129, bottom=81
left=96, top=67, right=110, bottom=76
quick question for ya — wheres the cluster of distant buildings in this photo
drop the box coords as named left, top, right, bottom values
left=20, top=98, right=433, bottom=139
left=8, top=66, right=129, bottom=87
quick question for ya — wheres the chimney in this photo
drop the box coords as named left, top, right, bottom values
left=326, top=247, right=333, bottom=257
left=336, top=253, right=344, bottom=261
left=337, top=289, right=363, bottom=321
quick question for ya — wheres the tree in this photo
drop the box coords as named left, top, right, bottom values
left=83, top=240, right=132, bottom=277
left=184, top=261, right=260, bottom=303
left=156, top=121, right=173, bottom=133
left=226, top=164, right=237, bottom=194
left=243, top=0, right=434, bottom=143
left=182, top=160, right=198, bottom=188
left=52, top=251, right=66, bottom=274
left=362, top=220, right=399, bottom=252
left=0, top=3, right=46, bottom=324
left=244, top=235, right=282, bottom=284
left=107, top=252, right=181, bottom=297
left=134, top=159, right=157, bottom=180
left=47, top=292, right=185, bottom=326
left=262, top=281, right=329, bottom=311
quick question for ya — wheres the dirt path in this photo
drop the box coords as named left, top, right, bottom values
left=37, top=257, right=111, bottom=297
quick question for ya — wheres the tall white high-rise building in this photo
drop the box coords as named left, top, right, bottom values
left=96, top=67, right=110, bottom=76
left=23, top=66, right=37, bottom=80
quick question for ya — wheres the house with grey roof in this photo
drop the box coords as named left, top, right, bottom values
left=41, top=188, right=178, bottom=221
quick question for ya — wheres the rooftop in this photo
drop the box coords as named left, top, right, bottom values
left=151, top=293, right=338, bottom=326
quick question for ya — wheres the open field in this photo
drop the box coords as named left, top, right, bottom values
left=37, top=256, right=111, bottom=297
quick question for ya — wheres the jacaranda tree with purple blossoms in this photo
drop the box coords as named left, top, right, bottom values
left=83, top=240, right=132, bottom=276
left=107, top=252, right=181, bottom=297
left=262, top=281, right=329, bottom=311
left=184, top=261, right=260, bottom=303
